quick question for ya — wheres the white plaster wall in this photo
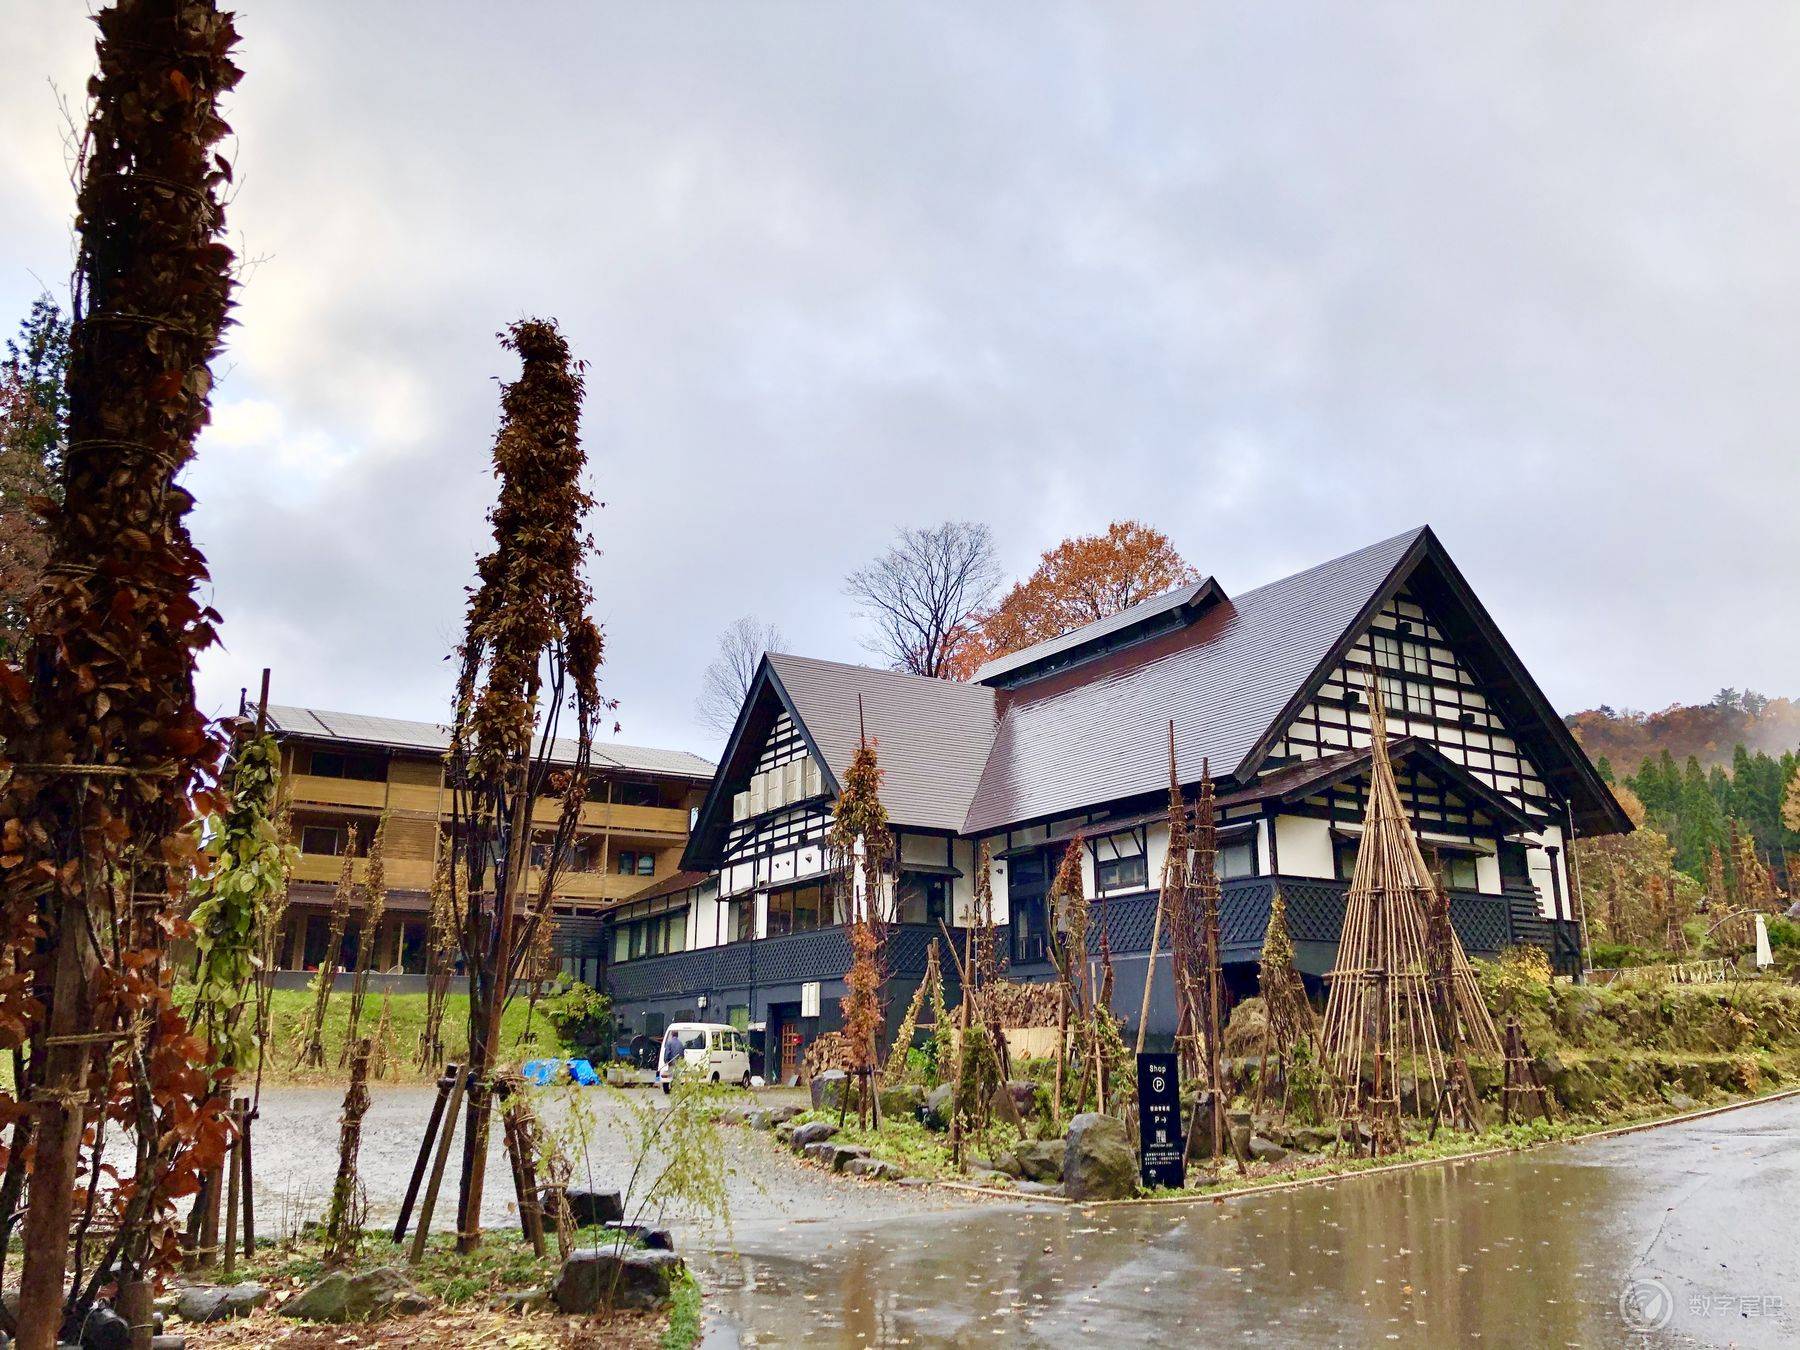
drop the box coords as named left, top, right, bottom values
left=950, top=837, right=978, bottom=924
left=1525, top=824, right=1568, bottom=919
left=1475, top=852, right=1502, bottom=896
left=1273, top=815, right=1335, bottom=879
left=1146, top=822, right=1170, bottom=888
left=986, top=844, right=1011, bottom=926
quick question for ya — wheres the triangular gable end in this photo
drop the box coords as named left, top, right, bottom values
left=1239, top=530, right=1629, bottom=837
left=681, top=657, right=840, bottom=872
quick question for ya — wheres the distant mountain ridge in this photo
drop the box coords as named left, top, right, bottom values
left=1566, top=690, right=1800, bottom=775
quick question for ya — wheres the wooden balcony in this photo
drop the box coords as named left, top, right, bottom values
left=533, top=870, right=660, bottom=903
left=290, top=852, right=435, bottom=891
left=285, top=774, right=443, bottom=816
left=286, top=773, right=687, bottom=839
left=291, top=852, right=660, bottom=907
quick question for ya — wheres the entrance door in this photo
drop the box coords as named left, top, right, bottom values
left=780, top=1027, right=803, bottom=1082
left=1009, top=851, right=1050, bottom=966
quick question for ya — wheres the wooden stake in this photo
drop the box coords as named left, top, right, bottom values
left=410, top=1066, right=467, bottom=1264
left=237, top=1100, right=256, bottom=1258
left=394, top=1065, right=458, bottom=1243
left=221, top=1104, right=242, bottom=1277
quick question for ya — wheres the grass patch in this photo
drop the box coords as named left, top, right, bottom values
left=203, top=986, right=582, bottom=1087
left=660, top=1267, right=703, bottom=1350
left=238, top=1230, right=556, bottom=1306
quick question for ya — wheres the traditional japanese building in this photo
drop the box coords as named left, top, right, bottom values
left=604, top=527, right=1628, bottom=1073
left=263, top=705, right=715, bottom=986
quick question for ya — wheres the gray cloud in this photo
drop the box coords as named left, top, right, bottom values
left=4, top=2, right=1795, bottom=758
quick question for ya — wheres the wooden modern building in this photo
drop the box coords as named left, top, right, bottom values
left=264, top=705, right=715, bottom=985
left=604, top=527, right=1629, bottom=1070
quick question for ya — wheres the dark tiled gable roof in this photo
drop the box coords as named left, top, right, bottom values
left=961, top=528, right=1428, bottom=834
left=766, top=653, right=999, bottom=834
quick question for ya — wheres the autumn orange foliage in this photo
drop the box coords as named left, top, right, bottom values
left=954, top=521, right=1199, bottom=677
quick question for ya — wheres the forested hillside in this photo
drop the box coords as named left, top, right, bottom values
left=1567, top=691, right=1799, bottom=959
left=1568, top=689, right=1800, bottom=773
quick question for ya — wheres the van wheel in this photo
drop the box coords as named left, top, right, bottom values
left=740, top=1070, right=753, bottom=1089
left=660, top=1081, right=670, bottom=1095
left=711, top=1071, right=721, bottom=1083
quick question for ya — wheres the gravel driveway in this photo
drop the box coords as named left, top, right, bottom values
left=242, top=1082, right=978, bottom=1242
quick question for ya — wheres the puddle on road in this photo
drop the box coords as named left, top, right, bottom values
left=692, top=1102, right=1800, bottom=1348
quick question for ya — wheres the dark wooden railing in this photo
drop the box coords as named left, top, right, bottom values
left=603, top=875, right=1579, bottom=1003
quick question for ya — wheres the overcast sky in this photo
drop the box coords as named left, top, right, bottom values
left=6, top=3, right=1796, bottom=761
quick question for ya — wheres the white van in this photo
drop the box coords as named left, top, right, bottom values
left=657, top=1022, right=752, bottom=1092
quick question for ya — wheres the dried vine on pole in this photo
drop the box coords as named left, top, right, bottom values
left=416, top=850, right=456, bottom=1070
left=340, top=817, right=387, bottom=1065
left=445, top=318, right=604, bottom=1252
left=829, top=720, right=891, bottom=1130
left=322, top=1037, right=373, bottom=1265
left=297, top=826, right=358, bottom=1070
left=0, top=4, right=241, bottom=1340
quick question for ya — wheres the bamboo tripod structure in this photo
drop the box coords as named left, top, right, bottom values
left=1321, top=677, right=1472, bottom=1155
left=1250, top=890, right=1318, bottom=1119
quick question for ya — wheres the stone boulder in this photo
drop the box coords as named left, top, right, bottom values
left=1011, top=1139, right=1064, bottom=1183
left=845, top=1157, right=903, bottom=1181
left=174, top=1282, right=267, bottom=1324
left=282, top=1267, right=434, bottom=1323
left=880, top=1082, right=925, bottom=1120
left=768, top=1104, right=803, bottom=1125
left=1062, top=1112, right=1137, bottom=1201
left=810, top=1070, right=850, bottom=1111
left=550, top=1248, right=685, bottom=1314
left=790, top=1120, right=839, bottom=1151
left=746, top=1108, right=773, bottom=1130
left=600, top=1222, right=674, bottom=1251
left=565, top=1187, right=625, bottom=1227
left=1006, top=1080, right=1043, bottom=1122
left=803, top=1141, right=869, bottom=1172
left=1248, top=1136, right=1288, bottom=1164
left=923, top=1083, right=955, bottom=1131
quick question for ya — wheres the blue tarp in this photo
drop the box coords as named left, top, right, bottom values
left=520, top=1057, right=601, bottom=1086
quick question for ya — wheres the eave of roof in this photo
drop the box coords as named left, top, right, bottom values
left=972, top=577, right=1226, bottom=686
left=264, top=704, right=717, bottom=781
left=1215, top=737, right=1536, bottom=833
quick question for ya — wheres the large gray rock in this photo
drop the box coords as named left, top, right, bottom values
left=565, top=1187, right=625, bottom=1227
left=1062, top=1112, right=1137, bottom=1201
left=923, top=1084, right=955, bottom=1130
left=282, top=1267, right=434, bottom=1323
left=790, top=1120, right=839, bottom=1150
left=803, top=1142, right=869, bottom=1172
left=810, top=1070, right=850, bottom=1111
left=174, top=1283, right=266, bottom=1323
left=880, top=1082, right=925, bottom=1120
left=768, top=1104, right=802, bottom=1125
left=844, top=1157, right=903, bottom=1181
left=1012, top=1139, right=1064, bottom=1183
left=1248, top=1135, right=1288, bottom=1164
left=550, top=1248, right=685, bottom=1314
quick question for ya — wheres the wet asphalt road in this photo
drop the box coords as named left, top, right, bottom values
left=690, top=1094, right=1800, bottom=1348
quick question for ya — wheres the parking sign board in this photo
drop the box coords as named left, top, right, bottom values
left=1136, top=1052, right=1185, bottom=1190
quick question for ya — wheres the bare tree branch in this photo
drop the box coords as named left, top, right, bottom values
left=845, top=521, right=1000, bottom=679
left=695, top=614, right=781, bottom=734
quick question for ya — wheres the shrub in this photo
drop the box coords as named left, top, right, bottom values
left=544, top=982, right=613, bottom=1053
